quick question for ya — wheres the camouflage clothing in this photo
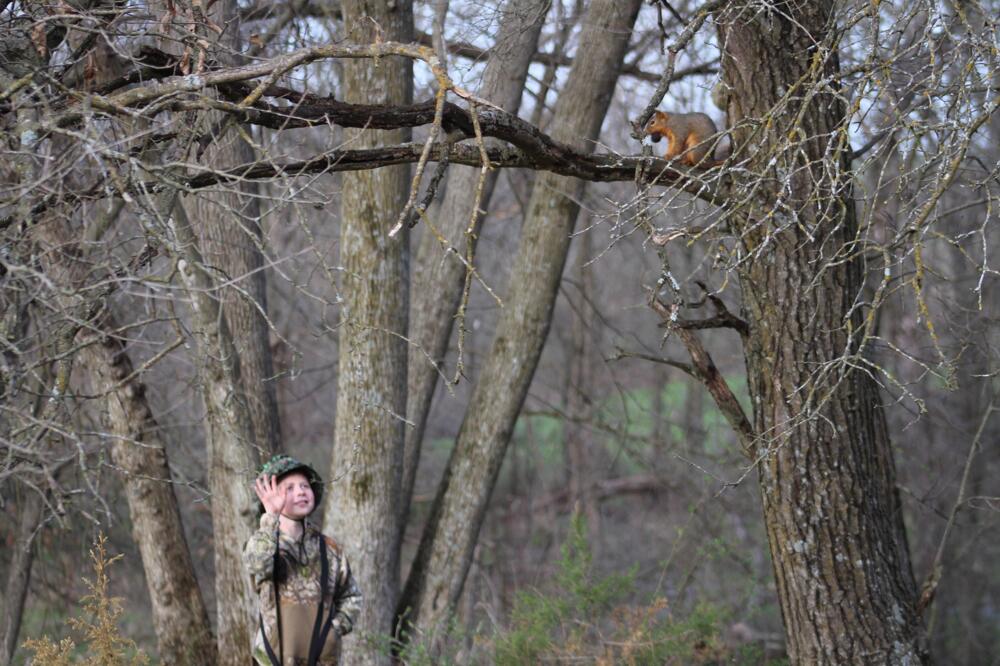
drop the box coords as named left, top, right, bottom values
left=243, top=512, right=362, bottom=666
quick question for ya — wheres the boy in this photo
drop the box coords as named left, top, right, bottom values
left=244, top=455, right=362, bottom=666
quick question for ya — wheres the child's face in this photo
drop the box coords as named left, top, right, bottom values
left=277, top=472, right=315, bottom=520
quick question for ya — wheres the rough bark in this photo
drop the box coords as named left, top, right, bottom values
left=184, top=0, right=281, bottom=455
left=716, top=3, right=926, bottom=663
left=0, top=490, right=42, bottom=666
left=167, top=200, right=262, bottom=666
left=400, top=0, right=547, bottom=542
left=80, top=323, right=216, bottom=665
left=187, top=139, right=281, bottom=456
left=322, top=2, right=412, bottom=664
left=398, top=0, right=642, bottom=635
left=30, top=218, right=215, bottom=664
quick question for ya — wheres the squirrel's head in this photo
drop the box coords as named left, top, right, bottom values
left=644, top=111, right=670, bottom=143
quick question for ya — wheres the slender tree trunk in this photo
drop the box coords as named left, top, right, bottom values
left=81, top=321, right=216, bottom=665
left=323, top=3, right=412, bottom=663
left=400, top=0, right=548, bottom=538
left=716, top=3, right=926, bottom=662
left=0, top=490, right=42, bottom=666
left=398, top=0, right=642, bottom=635
left=566, top=226, right=599, bottom=535
left=528, top=0, right=582, bottom=130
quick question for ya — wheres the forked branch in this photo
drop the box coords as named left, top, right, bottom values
left=650, top=296, right=755, bottom=457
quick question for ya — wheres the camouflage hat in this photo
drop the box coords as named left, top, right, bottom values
left=256, top=454, right=324, bottom=513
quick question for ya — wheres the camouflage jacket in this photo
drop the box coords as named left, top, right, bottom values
left=243, top=513, right=362, bottom=666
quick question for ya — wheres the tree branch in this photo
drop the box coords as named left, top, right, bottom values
left=4, top=140, right=727, bottom=232
left=651, top=296, right=756, bottom=456
left=15, top=42, right=732, bottom=231
left=609, top=346, right=694, bottom=376
left=235, top=0, right=716, bottom=83
left=669, top=281, right=749, bottom=337
left=179, top=142, right=728, bottom=204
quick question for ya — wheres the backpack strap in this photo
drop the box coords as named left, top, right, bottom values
left=313, top=538, right=340, bottom=656
left=306, top=534, right=331, bottom=666
left=259, top=551, right=283, bottom=666
left=259, top=611, right=280, bottom=666
left=259, top=533, right=336, bottom=666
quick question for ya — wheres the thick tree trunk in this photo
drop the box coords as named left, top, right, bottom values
left=323, top=2, right=412, bottom=664
left=398, top=0, right=642, bottom=635
left=168, top=5, right=278, bottom=659
left=185, top=0, right=281, bottom=455
left=716, top=3, right=926, bottom=663
left=400, top=0, right=548, bottom=537
left=187, top=140, right=280, bottom=455
left=168, top=200, right=262, bottom=666
left=81, top=322, right=216, bottom=665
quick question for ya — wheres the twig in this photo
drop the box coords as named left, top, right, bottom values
left=919, top=401, right=996, bottom=624
left=108, top=336, right=186, bottom=392
left=389, top=14, right=455, bottom=237
left=389, top=86, right=449, bottom=237
left=657, top=0, right=688, bottom=27
left=608, top=346, right=694, bottom=376
left=451, top=101, right=492, bottom=384
left=406, top=146, right=450, bottom=229
left=633, top=0, right=729, bottom=138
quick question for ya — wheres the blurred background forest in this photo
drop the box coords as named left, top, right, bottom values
left=2, top=0, right=999, bottom=664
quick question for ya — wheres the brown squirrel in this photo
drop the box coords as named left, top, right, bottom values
left=644, top=110, right=724, bottom=168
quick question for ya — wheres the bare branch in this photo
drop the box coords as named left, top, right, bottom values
left=180, top=142, right=727, bottom=203
left=650, top=296, right=756, bottom=456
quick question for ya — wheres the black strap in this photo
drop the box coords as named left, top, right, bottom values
left=260, top=533, right=334, bottom=666
left=259, top=552, right=282, bottom=666
left=314, top=596, right=339, bottom=661
left=259, top=611, right=280, bottom=666
left=313, top=542, right=341, bottom=660
left=306, top=539, right=331, bottom=666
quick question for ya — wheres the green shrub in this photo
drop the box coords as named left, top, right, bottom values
left=391, top=514, right=784, bottom=664
left=492, top=513, right=734, bottom=665
left=389, top=613, right=467, bottom=666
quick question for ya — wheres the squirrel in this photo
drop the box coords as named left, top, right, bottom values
left=644, top=110, right=724, bottom=168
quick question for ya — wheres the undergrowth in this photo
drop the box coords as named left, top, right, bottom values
left=395, top=513, right=779, bottom=665
left=493, top=513, right=729, bottom=665
left=22, top=533, right=148, bottom=666
left=27, top=525, right=779, bottom=665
